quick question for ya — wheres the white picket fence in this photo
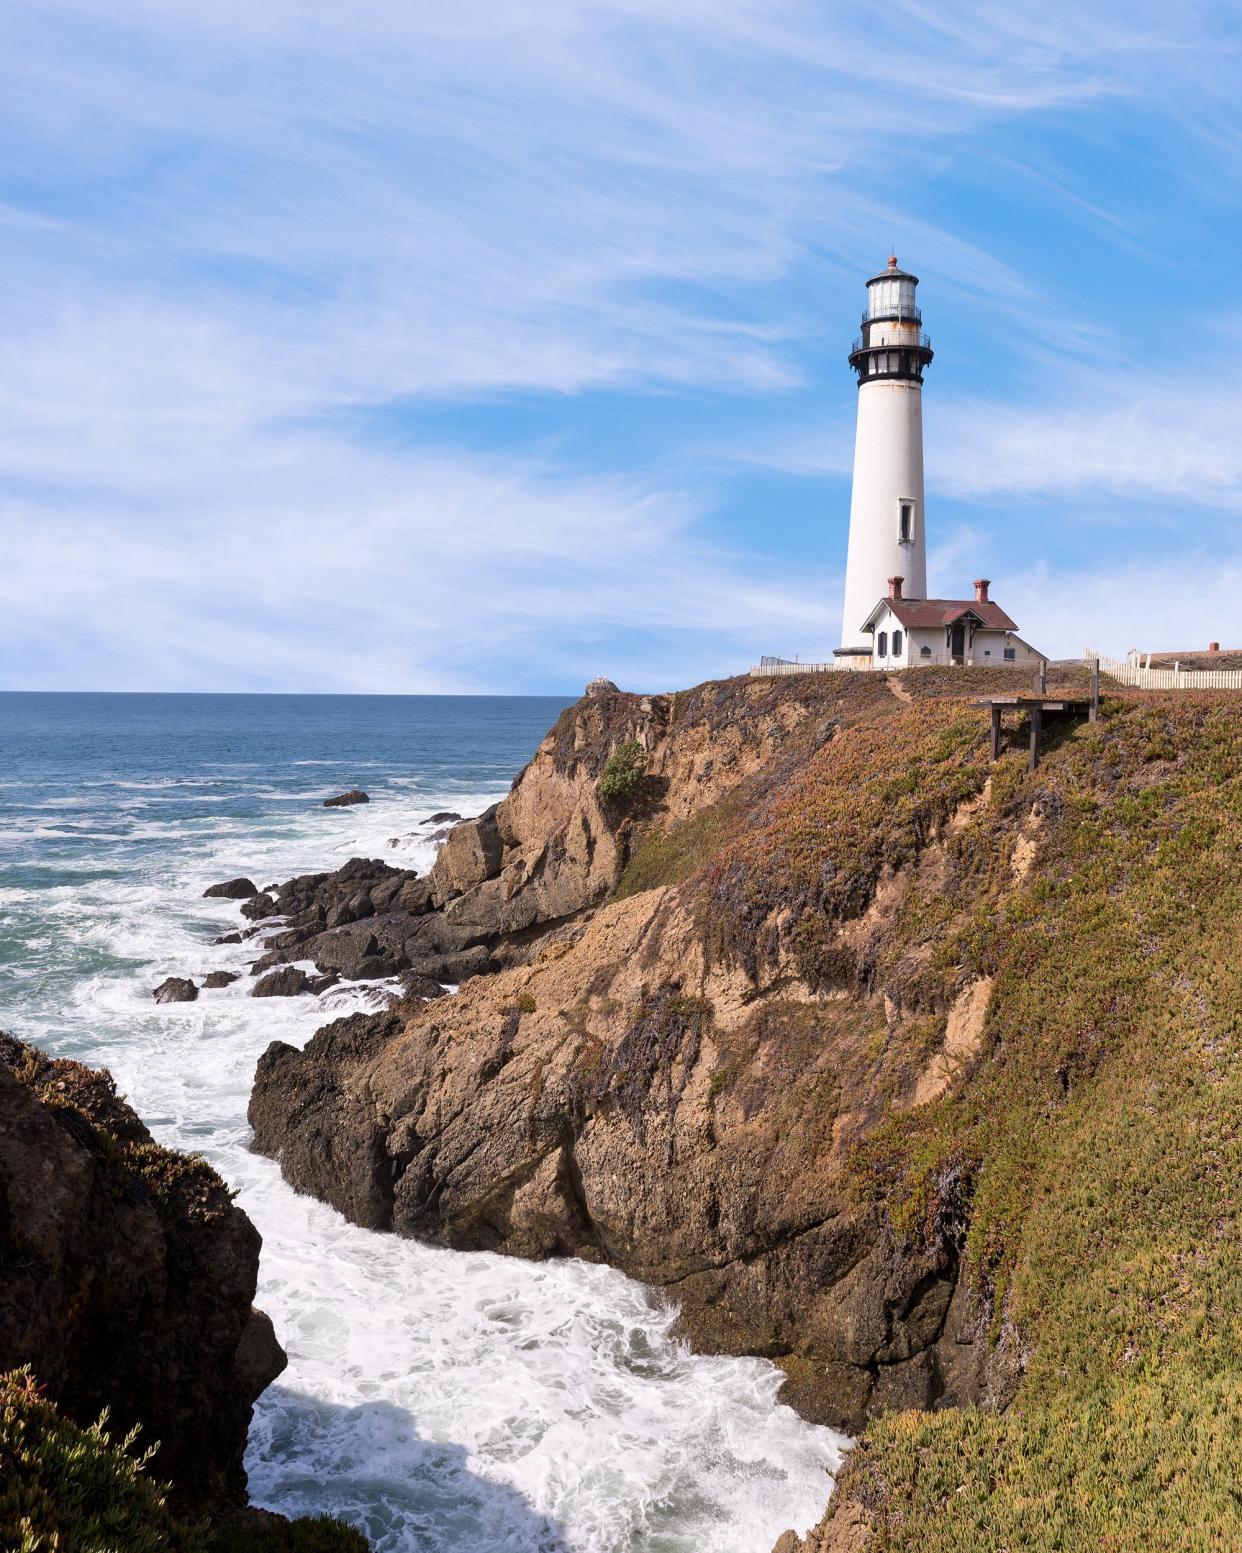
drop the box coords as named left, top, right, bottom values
left=751, top=652, right=1029, bottom=677
left=1084, top=650, right=1242, bottom=692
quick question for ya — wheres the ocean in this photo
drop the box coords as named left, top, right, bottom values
left=0, top=692, right=846, bottom=1553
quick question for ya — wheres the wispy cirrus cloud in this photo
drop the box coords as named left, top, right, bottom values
left=0, top=1, right=1239, bottom=688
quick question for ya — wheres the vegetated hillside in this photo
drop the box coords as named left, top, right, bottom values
left=248, top=666, right=1239, bottom=1549
left=786, top=688, right=1242, bottom=1552
left=0, top=1036, right=367, bottom=1553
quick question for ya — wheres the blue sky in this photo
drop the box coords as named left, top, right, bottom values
left=1, top=2, right=1240, bottom=693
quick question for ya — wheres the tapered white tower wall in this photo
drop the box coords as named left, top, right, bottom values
left=837, top=259, right=933, bottom=657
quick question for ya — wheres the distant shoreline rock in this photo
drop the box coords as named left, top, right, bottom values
left=324, top=789, right=369, bottom=808
left=153, top=975, right=197, bottom=1003
left=203, top=877, right=259, bottom=899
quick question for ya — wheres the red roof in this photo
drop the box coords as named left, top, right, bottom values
left=868, top=597, right=1020, bottom=632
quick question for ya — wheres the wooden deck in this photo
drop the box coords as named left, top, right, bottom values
left=978, top=662, right=1101, bottom=770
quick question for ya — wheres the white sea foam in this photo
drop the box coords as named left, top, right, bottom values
left=5, top=776, right=848, bottom=1551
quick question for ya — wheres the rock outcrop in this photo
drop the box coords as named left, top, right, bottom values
left=0, top=1033, right=283, bottom=1514
left=248, top=675, right=1025, bottom=1430
left=323, top=790, right=369, bottom=807
left=247, top=667, right=1241, bottom=1551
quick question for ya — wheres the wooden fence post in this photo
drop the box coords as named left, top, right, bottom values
left=1090, top=657, right=1100, bottom=721
left=1029, top=705, right=1042, bottom=772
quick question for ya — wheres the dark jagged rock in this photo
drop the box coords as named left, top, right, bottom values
left=323, top=790, right=369, bottom=807
left=240, top=892, right=277, bottom=922
left=153, top=976, right=198, bottom=1003
left=203, top=970, right=240, bottom=988
left=394, top=970, right=448, bottom=1002
left=249, top=1012, right=409, bottom=1231
left=0, top=1033, right=284, bottom=1515
left=252, top=966, right=311, bottom=998
left=425, top=811, right=463, bottom=824
left=203, top=877, right=259, bottom=900
left=213, top=931, right=243, bottom=945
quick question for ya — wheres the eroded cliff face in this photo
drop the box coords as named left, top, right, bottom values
left=248, top=674, right=1042, bottom=1430
left=246, top=673, right=1242, bottom=1552
left=0, top=1033, right=284, bottom=1515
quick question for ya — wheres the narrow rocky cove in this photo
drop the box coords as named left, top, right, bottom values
left=233, top=667, right=1242, bottom=1550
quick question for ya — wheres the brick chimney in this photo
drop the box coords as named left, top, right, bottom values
left=1209, top=641, right=1220, bottom=654
left=974, top=578, right=990, bottom=603
left=887, top=575, right=904, bottom=600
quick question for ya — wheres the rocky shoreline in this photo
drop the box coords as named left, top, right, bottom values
left=227, top=675, right=1033, bottom=1439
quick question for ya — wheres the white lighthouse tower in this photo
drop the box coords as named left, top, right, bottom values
left=836, top=257, right=934, bottom=663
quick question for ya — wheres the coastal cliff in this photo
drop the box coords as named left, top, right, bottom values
left=246, top=670, right=1241, bottom=1548
left=0, top=1034, right=365, bottom=1551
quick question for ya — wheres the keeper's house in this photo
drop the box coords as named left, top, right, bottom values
left=861, top=576, right=1043, bottom=670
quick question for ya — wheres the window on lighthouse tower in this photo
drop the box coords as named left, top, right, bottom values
left=899, top=501, right=914, bottom=544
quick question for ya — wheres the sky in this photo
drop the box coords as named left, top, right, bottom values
left=1, top=2, right=1240, bottom=693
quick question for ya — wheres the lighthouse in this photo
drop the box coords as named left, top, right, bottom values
left=836, top=257, right=934, bottom=662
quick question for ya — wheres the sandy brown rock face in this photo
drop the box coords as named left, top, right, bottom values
left=249, top=884, right=986, bottom=1433
left=248, top=674, right=1050, bottom=1435
left=0, top=1033, right=284, bottom=1515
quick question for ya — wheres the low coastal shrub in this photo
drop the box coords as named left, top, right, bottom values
left=0, top=1371, right=370, bottom=1553
left=598, top=739, right=647, bottom=801
left=0, top=1368, right=208, bottom=1553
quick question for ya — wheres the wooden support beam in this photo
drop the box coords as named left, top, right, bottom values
left=1029, top=705, right=1042, bottom=772
left=990, top=703, right=1002, bottom=761
left=1035, top=658, right=1047, bottom=697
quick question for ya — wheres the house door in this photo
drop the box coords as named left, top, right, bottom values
left=950, top=621, right=966, bottom=664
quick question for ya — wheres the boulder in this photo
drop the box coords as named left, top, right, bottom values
left=409, top=944, right=491, bottom=983
left=399, top=878, right=435, bottom=916
left=303, top=924, right=390, bottom=979
left=202, top=877, right=259, bottom=900
left=325, top=891, right=375, bottom=930
left=424, top=811, right=463, bottom=824
left=323, top=790, right=369, bottom=808
left=203, top=971, right=240, bottom=989
left=213, top=932, right=243, bottom=945
left=395, top=970, right=448, bottom=1002
left=153, top=976, right=198, bottom=1004
left=251, top=967, right=312, bottom=998
left=240, top=892, right=277, bottom=922
left=429, top=807, right=503, bottom=905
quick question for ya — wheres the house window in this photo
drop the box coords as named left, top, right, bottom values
left=898, top=502, right=914, bottom=543
left=1004, top=647, right=1016, bottom=662
left=877, top=630, right=888, bottom=657
left=892, top=630, right=903, bottom=657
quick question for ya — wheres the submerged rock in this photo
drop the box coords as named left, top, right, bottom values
left=153, top=975, right=198, bottom=1003
left=203, top=970, right=240, bottom=988
left=324, top=789, right=369, bottom=807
